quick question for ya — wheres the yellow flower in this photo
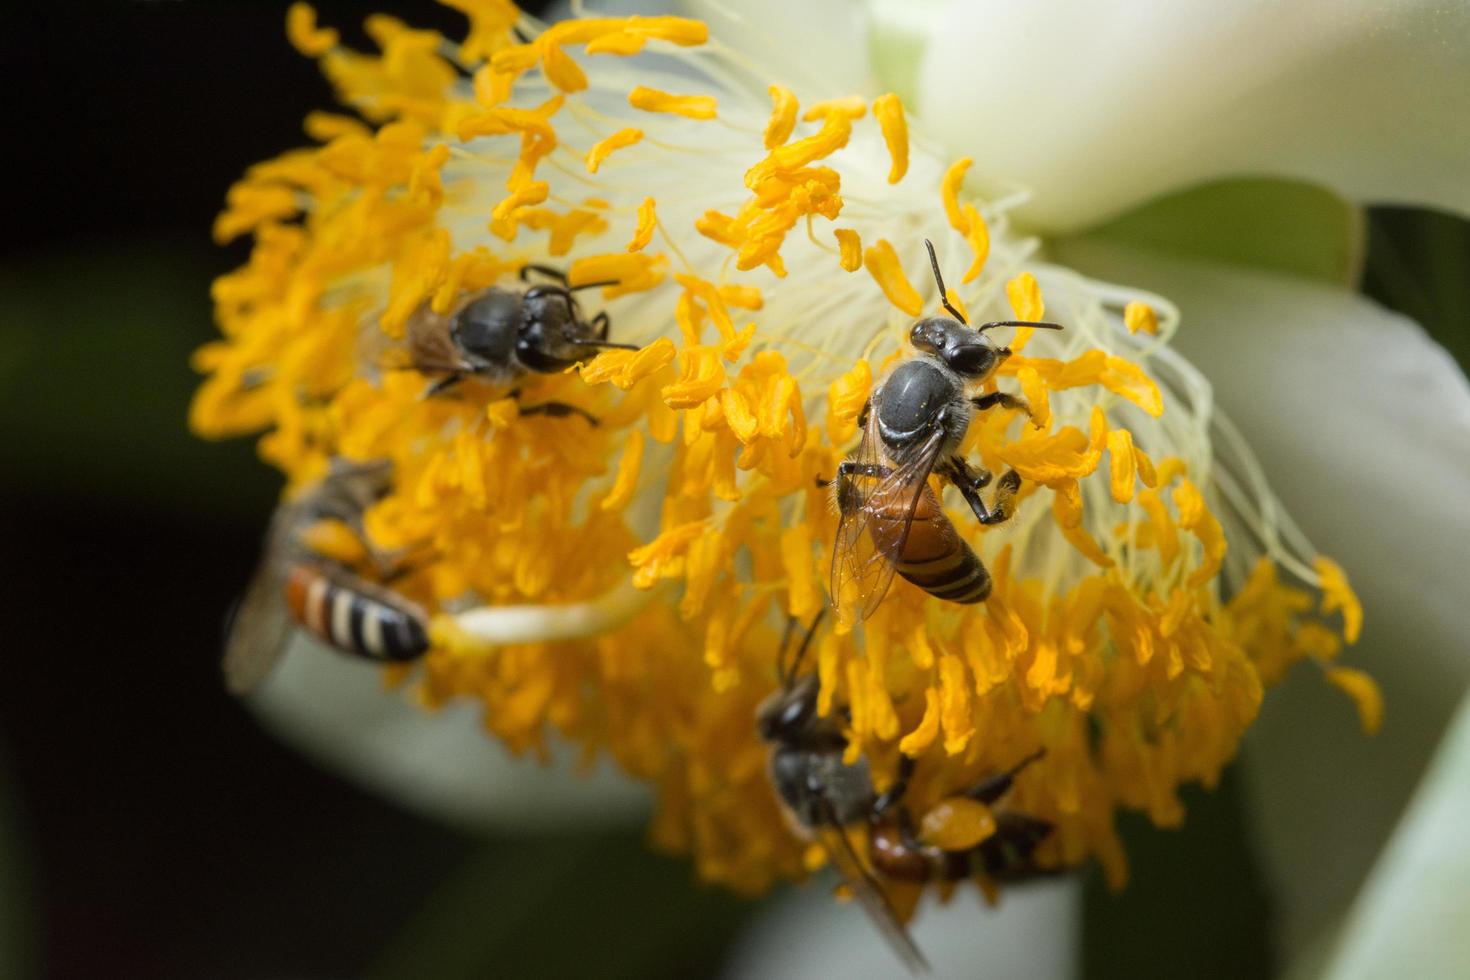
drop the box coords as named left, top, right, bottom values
left=193, top=1, right=1373, bottom=904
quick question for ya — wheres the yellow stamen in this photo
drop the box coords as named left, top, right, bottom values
left=1124, top=301, right=1160, bottom=335
left=834, top=228, right=862, bottom=273
left=872, top=93, right=909, bottom=184
left=601, top=429, right=645, bottom=511
left=764, top=84, right=798, bottom=149
left=585, top=127, right=643, bottom=173
left=286, top=3, right=338, bottom=57
left=627, top=197, right=657, bottom=252
left=628, top=86, right=717, bottom=120
left=863, top=240, right=923, bottom=317
left=1326, top=667, right=1384, bottom=735
left=1314, top=557, right=1363, bottom=644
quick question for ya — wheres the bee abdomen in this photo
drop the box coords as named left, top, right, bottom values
left=869, top=823, right=972, bottom=883
left=896, top=513, right=992, bottom=604
left=285, top=565, right=429, bottom=662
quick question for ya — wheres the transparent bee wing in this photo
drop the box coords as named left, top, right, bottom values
left=221, top=508, right=301, bottom=695
left=356, top=306, right=471, bottom=383
left=830, top=404, right=949, bottom=623
left=816, top=801, right=930, bottom=974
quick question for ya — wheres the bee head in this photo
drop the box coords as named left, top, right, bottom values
left=909, top=316, right=1003, bottom=380
left=757, top=673, right=819, bottom=743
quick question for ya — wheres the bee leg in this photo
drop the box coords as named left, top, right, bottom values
left=943, top=459, right=1021, bottom=526
left=940, top=457, right=997, bottom=522
left=971, top=391, right=1038, bottom=427
left=965, top=748, right=1046, bottom=805
left=591, top=310, right=612, bottom=340
left=520, top=401, right=600, bottom=426
left=422, top=372, right=465, bottom=399
left=982, top=469, right=1022, bottom=525
left=873, top=754, right=916, bottom=818
left=519, top=263, right=570, bottom=285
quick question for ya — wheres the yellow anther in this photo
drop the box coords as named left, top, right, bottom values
left=863, top=240, right=923, bottom=317
left=960, top=203, right=990, bottom=283
left=628, top=197, right=657, bottom=252
left=601, top=429, right=646, bottom=511
left=1326, top=667, right=1383, bottom=734
left=834, top=228, right=862, bottom=272
left=1314, top=557, right=1363, bottom=644
left=585, top=128, right=643, bottom=173
left=541, top=42, right=588, bottom=92
left=286, top=3, right=338, bottom=57
left=941, top=157, right=973, bottom=232
left=1107, top=429, right=1139, bottom=504
left=801, top=96, right=867, bottom=122
left=628, top=86, right=717, bottom=120
left=1124, top=301, right=1160, bottom=335
left=568, top=251, right=666, bottom=298
left=873, top=93, right=909, bottom=184
left=764, top=84, right=798, bottom=149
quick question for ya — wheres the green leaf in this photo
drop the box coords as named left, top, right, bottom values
left=1059, top=178, right=1363, bottom=287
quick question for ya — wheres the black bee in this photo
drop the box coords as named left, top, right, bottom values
left=221, top=458, right=429, bottom=695
left=758, top=613, right=1056, bottom=973
left=386, top=264, right=638, bottom=420
left=830, top=241, right=1064, bottom=622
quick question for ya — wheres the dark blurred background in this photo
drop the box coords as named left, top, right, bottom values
left=2, top=3, right=1467, bottom=979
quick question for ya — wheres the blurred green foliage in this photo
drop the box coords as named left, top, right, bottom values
left=0, top=241, right=277, bottom=516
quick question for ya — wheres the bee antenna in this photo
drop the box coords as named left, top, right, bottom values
left=786, top=608, right=825, bottom=682
left=568, top=279, right=620, bottom=293
left=924, top=239, right=967, bottom=325
left=775, top=616, right=798, bottom=685
left=564, top=338, right=640, bottom=351
left=974, top=320, right=1065, bottom=333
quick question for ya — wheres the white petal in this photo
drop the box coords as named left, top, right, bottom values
left=722, top=876, right=1078, bottom=980
left=678, top=0, right=876, bottom=98
left=1055, top=237, right=1470, bottom=958
left=918, top=2, right=1470, bottom=232
left=248, top=634, right=650, bottom=831
left=1324, top=690, right=1470, bottom=979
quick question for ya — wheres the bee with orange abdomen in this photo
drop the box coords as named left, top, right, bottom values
left=756, top=615, right=1057, bottom=972
left=867, top=750, right=1055, bottom=887
left=829, top=241, right=1063, bottom=623
left=222, top=458, right=430, bottom=695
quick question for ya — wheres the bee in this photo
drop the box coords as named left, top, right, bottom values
left=384, top=264, right=638, bottom=418
left=221, top=458, right=429, bottom=695
left=758, top=614, right=1056, bottom=972
left=829, top=241, right=1063, bottom=623
left=866, top=752, right=1055, bottom=889
left=758, top=614, right=1058, bottom=975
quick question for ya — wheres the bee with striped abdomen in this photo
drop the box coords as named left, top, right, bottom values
left=757, top=615, right=1059, bottom=973
left=222, top=458, right=429, bottom=695
left=371, top=264, right=638, bottom=420
left=829, top=240, right=1063, bottom=623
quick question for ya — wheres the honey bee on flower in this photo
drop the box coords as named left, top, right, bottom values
left=191, top=0, right=1379, bottom=966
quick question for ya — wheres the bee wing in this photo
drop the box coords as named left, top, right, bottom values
left=221, top=555, right=293, bottom=696
left=815, top=802, right=930, bottom=974
left=221, top=508, right=301, bottom=695
left=356, top=307, right=470, bottom=382
left=830, top=407, right=949, bottom=623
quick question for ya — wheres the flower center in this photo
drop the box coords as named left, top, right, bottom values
left=195, top=1, right=1375, bottom=897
